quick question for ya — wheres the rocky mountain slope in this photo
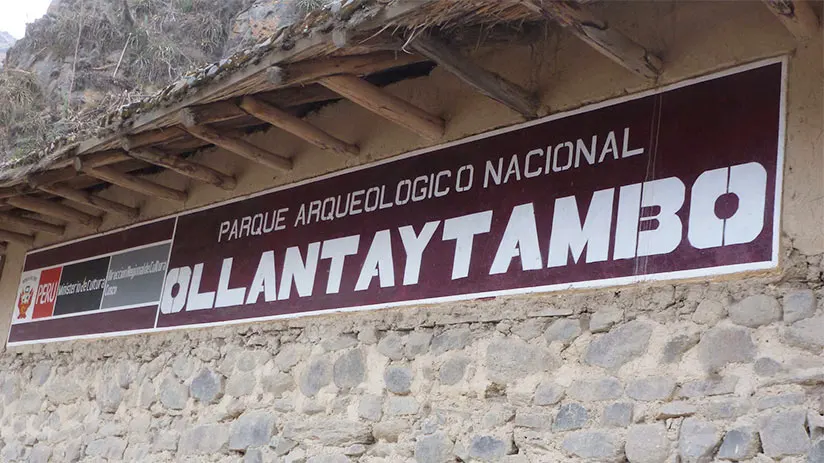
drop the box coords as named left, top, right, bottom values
left=0, top=31, right=16, bottom=67
left=0, top=0, right=321, bottom=165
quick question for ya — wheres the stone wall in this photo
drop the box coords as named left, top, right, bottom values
left=0, top=249, right=819, bottom=462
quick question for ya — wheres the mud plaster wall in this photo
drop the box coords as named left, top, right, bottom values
left=0, top=2, right=820, bottom=462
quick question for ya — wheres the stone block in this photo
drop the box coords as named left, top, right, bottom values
left=159, top=376, right=188, bottom=410
left=357, top=326, right=378, bottom=344
left=270, top=436, right=297, bottom=456
left=377, top=332, right=405, bottom=360
left=384, top=365, right=413, bottom=394
left=321, top=334, right=358, bottom=352
left=358, top=394, right=383, bottom=421
left=515, top=411, right=553, bottom=430
left=627, top=376, right=676, bottom=401
left=754, top=357, right=783, bottom=376
left=31, top=362, right=51, bottom=387
left=299, top=358, right=331, bottom=397
left=29, top=443, right=51, bottom=463
left=678, top=417, right=720, bottom=463
left=190, top=368, right=224, bottom=404
left=261, top=372, right=294, bottom=397
left=809, top=439, right=824, bottom=463
left=533, top=382, right=564, bottom=406
left=486, top=337, right=551, bottom=383
left=229, top=411, right=277, bottom=451
left=482, top=404, right=515, bottom=429
left=415, top=432, right=454, bottom=463
left=386, top=396, right=419, bottom=416
left=282, top=419, right=373, bottom=446
left=567, top=377, right=623, bottom=401
left=729, top=294, right=781, bottom=327
left=274, top=344, right=302, bottom=371
left=469, top=435, right=511, bottom=461
left=692, top=300, right=727, bottom=326
left=760, top=409, right=811, bottom=457
left=784, top=316, right=824, bottom=352
left=697, top=326, right=756, bottom=372
left=511, top=319, right=548, bottom=341
left=405, top=331, right=433, bottom=357
left=662, top=333, right=700, bottom=363
left=756, top=392, right=805, bottom=411
left=703, top=399, right=750, bottom=420
left=678, top=375, right=738, bottom=398
left=85, top=437, right=127, bottom=460
left=332, top=349, right=365, bottom=389
left=152, top=431, right=180, bottom=452
left=431, top=327, right=473, bottom=355
left=544, top=318, right=582, bottom=346
left=603, top=402, right=633, bottom=427
left=226, top=371, right=256, bottom=397
left=717, top=426, right=761, bottom=460
left=306, top=455, right=350, bottom=463
left=585, top=320, right=652, bottom=370
left=591, top=307, right=623, bottom=333
left=553, top=403, right=588, bottom=431
left=178, top=424, right=229, bottom=455
left=626, top=424, right=669, bottom=463
left=439, top=356, right=470, bottom=385
left=373, top=420, right=407, bottom=443
left=782, top=289, right=816, bottom=324
left=562, top=430, right=624, bottom=461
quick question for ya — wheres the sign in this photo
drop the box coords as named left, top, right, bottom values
left=7, top=59, right=786, bottom=345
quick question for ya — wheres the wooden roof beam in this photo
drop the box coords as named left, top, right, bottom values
left=122, top=126, right=189, bottom=151
left=180, top=121, right=293, bottom=172
left=520, top=0, right=661, bottom=80
left=410, top=34, right=541, bottom=118
left=38, top=184, right=140, bottom=219
left=318, top=74, right=445, bottom=141
left=0, top=212, right=65, bottom=236
left=0, top=228, right=35, bottom=247
left=124, top=145, right=237, bottom=191
left=239, top=96, right=359, bottom=157
left=76, top=161, right=188, bottom=204
left=6, top=195, right=103, bottom=228
left=763, top=0, right=820, bottom=41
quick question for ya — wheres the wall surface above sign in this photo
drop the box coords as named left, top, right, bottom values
left=7, top=58, right=786, bottom=346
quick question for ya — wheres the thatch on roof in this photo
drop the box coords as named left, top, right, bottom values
left=0, top=0, right=541, bottom=184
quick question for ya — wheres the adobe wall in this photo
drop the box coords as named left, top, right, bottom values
left=0, top=2, right=820, bottom=462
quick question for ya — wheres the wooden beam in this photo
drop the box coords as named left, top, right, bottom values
left=239, top=96, right=360, bottom=156
left=6, top=196, right=103, bottom=228
left=0, top=186, right=22, bottom=199
left=180, top=123, right=293, bottom=172
left=318, top=74, right=445, bottom=141
left=77, top=162, right=188, bottom=204
left=28, top=150, right=134, bottom=189
left=0, top=213, right=65, bottom=235
left=763, top=0, right=820, bottom=41
left=410, top=35, right=540, bottom=118
left=122, top=126, right=189, bottom=151
left=0, top=228, right=34, bottom=247
left=126, top=146, right=237, bottom=190
left=520, top=0, right=661, bottom=79
left=38, top=184, right=140, bottom=219
left=27, top=167, right=78, bottom=189
left=177, top=101, right=247, bottom=127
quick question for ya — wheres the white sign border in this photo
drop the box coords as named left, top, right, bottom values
left=8, top=56, right=788, bottom=346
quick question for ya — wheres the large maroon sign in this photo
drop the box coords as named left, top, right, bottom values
left=8, top=59, right=785, bottom=345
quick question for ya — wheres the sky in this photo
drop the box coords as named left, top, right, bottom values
left=0, top=0, right=52, bottom=39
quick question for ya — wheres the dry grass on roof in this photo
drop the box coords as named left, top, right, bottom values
left=389, top=0, right=539, bottom=30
